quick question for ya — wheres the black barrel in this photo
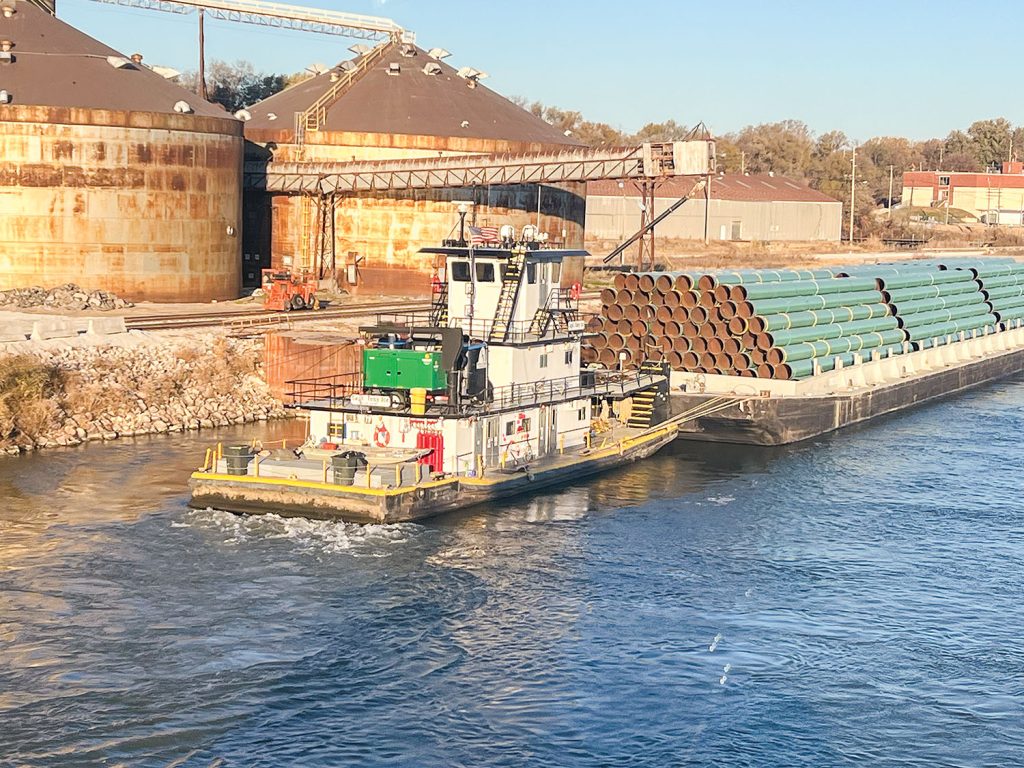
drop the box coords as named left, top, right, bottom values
left=332, top=451, right=368, bottom=486
left=222, top=445, right=254, bottom=476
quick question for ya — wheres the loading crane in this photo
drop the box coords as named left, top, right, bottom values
left=86, top=0, right=405, bottom=40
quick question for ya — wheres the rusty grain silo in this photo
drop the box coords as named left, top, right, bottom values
left=242, top=42, right=583, bottom=294
left=0, top=1, right=243, bottom=302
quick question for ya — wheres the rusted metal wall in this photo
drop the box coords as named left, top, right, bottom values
left=264, top=330, right=362, bottom=402
left=0, top=107, right=243, bottom=302
left=247, top=130, right=586, bottom=294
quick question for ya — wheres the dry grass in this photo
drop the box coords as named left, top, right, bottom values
left=0, top=355, right=65, bottom=444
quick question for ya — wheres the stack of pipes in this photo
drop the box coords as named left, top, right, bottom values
left=585, top=259, right=1021, bottom=380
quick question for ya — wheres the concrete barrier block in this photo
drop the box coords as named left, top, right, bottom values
left=30, top=318, right=78, bottom=341
left=86, top=317, right=127, bottom=336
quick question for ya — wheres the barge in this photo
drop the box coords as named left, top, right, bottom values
left=669, top=323, right=1024, bottom=444
left=189, top=235, right=678, bottom=523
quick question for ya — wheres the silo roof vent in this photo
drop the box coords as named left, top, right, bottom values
left=234, top=108, right=251, bottom=121
left=339, top=60, right=357, bottom=72
left=0, top=0, right=16, bottom=18
left=427, top=47, right=451, bottom=60
left=387, top=62, right=401, bottom=76
left=0, top=89, right=10, bottom=104
left=348, top=43, right=371, bottom=56
left=400, top=44, right=416, bottom=57
left=173, top=100, right=193, bottom=113
left=106, top=55, right=131, bottom=69
left=423, top=62, right=441, bottom=76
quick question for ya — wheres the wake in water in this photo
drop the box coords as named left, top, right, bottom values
left=176, top=508, right=428, bottom=556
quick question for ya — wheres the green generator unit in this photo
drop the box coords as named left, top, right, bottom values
left=363, top=349, right=448, bottom=391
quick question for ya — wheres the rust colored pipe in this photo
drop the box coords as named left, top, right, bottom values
left=681, top=320, right=700, bottom=338
left=660, top=336, right=676, bottom=353
left=728, top=316, right=748, bottom=336
left=731, top=352, right=752, bottom=370
left=663, top=290, right=682, bottom=308
left=756, top=362, right=776, bottom=378
left=598, top=347, right=618, bottom=366
left=719, top=301, right=738, bottom=320
left=690, top=336, right=708, bottom=354
left=625, top=335, right=642, bottom=352
left=590, top=333, right=609, bottom=350
left=615, top=289, right=633, bottom=304
left=713, top=285, right=730, bottom=304
left=701, top=352, right=718, bottom=369
left=728, top=285, right=746, bottom=303
left=713, top=352, right=732, bottom=370
left=697, top=274, right=717, bottom=291
left=707, top=337, right=725, bottom=355
left=615, top=319, right=633, bottom=335
left=699, top=291, right=718, bottom=309
left=689, top=306, right=708, bottom=324
left=681, top=351, right=700, bottom=369
left=600, top=288, right=617, bottom=305
left=710, top=321, right=730, bottom=338
left=680, top=290, right=699, bottom=310
left=607, top=333, right=626, bottom=351
left=638, top=274, right=656, bottom=292
left=739, top=368, right=756, bottom=378
left=663, top=320, right=682, bottom=337
left=750, top=348, right=767, bottom=365
left=755, top=333, right=774, bottom=351
left=624, top=273, right=640, bottom=291
left=586, top=316, right=605, bottom=333
left=671, top=306, right=689, bottom=323
left=674, top=274, right=695, bottom=292
left=640, top=304, right=658, bottom=321
left=747, top=315, right=766, bottom=333
left=735, top=302, right=755, bottom=320
left=698, top=323, right=718, bottom=340
left=630, top=320, right=648, bottom=337
left=671, top=335, right=690, bottom=352
left=655, top=274, right=674, bottom=293
left=623, top=304, right=641, bottom=322
left=613, top=273, right=628, bottom=290
left=666, top=350, right=685, bottom=368
left=723, top=337, right=742, bottom=355
left=655, top=305, right=674, bottom=323
left=606, top=304, right=624, bottom=322
left=740, top=331, right=758, bottom=350
left=766, top=348, right=785, bottom=366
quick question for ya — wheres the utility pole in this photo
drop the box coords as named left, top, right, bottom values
left=198, top=9, right=208, bottom=101
left=887, top=164, right=894, bottom=220
left=703, top=172, right=711, bottom=244
left=849, top=146, right=856, bottom=244
left=740, top=151, right=746, bottom=175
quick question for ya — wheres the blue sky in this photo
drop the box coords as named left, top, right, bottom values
left=58, top=0, right=1017, bottom=141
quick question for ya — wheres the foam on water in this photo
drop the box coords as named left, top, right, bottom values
left=179, top=508, right=428, bottom=556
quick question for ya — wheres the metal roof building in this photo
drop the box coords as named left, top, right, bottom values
left=242, top=41, right=583, bottom=293
left=587, top=174, right=842, bottom=243
left=0, top=0, right=244, bottom=302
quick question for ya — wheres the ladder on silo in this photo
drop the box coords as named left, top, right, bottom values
left=488, top=249, right=525, bottom=343
left=296, top=38, right=398, bottom=143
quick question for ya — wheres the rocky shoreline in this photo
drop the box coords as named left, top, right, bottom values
left=0, top=334, right=288, bottom=455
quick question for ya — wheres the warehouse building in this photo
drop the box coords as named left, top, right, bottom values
left=0, top=0, right=243, bottom=302
left=903, top=163, right=1024, bottom=225
left=243, top=41, right=583, bottom=293
left=586, top=174, right=842, bottom=243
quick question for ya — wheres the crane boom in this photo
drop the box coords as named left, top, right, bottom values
left=87, top=0, right=405, bottom=40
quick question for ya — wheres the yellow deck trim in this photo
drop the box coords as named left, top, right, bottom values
left=190, top=471, right=459, bottom=497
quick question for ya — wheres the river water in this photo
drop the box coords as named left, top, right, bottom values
left=2, top=378, right=1023, bottom=767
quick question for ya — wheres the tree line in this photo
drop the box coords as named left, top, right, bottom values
left=181, top=62, right=1021, bottom=235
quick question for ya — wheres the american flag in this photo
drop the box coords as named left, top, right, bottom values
left=468, top=225, right=501, bottom=246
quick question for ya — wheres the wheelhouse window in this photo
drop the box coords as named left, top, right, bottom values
left=526, top=263, right=537, bottom=284
left=450, top=261, right=471, bottom=281
left=475, top=262, right=495, bottom=282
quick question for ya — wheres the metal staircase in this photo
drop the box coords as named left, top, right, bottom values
left=487, top=249, right=526, bottom=343
left=626, top=388, right=657, bottom=429
left=529, top=289, right=579, bottom=336
left=430, top=281, right=448, bottom=326
left=295, top=38, right=398, bottom=143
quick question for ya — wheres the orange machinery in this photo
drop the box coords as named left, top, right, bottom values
left=261, top=269, right=319, bottom=311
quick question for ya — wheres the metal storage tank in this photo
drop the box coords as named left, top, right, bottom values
left=0, top=1, right=243, bottom=302
left=243, top=41, right=583, bottom=293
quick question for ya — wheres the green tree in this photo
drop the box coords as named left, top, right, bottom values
left=732, top=120, right=814, bottom=177
left=966, top=118, right=1013, bottom=168
left=180, top=60, right=288, bottom=113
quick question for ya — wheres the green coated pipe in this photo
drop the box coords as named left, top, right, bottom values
left=766, top=316, right=899, bottom=348
left=898, top=304, right=997, bottom=329
left=982, top=285, right=1024, bottom=302
left=882, top=282, right=982, bottom=302
left=889, top=293, right=987, bottom=315
left=974, top=274, right=1023, bottom=290
left=738, top=277, right=878, bottom=301
left=783, top=343, right=907, bottom=380
left=758, top=303, right=891, bottom=332
left=714, top=268, right=839, bottom=284
left=905, top=314, right=998, bottom=342
left=877, top=271, right=977, bottom=290
left=748, top=289, right=884, bottom=315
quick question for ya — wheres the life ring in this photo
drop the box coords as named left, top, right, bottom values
left=568, top=281, right=582, bottom=300
left=373, top=423, right=391, bottom=447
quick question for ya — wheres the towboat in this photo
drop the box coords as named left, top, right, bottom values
left=189, top=233, right=678, bottom=523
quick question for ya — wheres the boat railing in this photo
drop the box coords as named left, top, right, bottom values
left=372, top=312, right=581, bottom=343
left=286, top=368, right=660, bottom=415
